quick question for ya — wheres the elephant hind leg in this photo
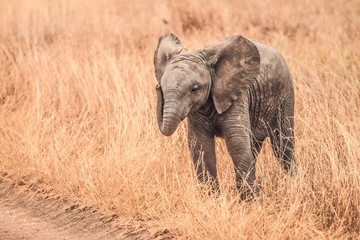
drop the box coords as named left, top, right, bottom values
left=269, top=102, right=296, bottom=174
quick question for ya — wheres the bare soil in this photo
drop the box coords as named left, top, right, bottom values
left=0, top=201, right=87, bottom=240
left=0, top=179, right=150, bottom=240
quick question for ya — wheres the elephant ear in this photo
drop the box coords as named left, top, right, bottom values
left=154, top=33, right=183, bottom=83
left=201, top=36, right=260, bottom=114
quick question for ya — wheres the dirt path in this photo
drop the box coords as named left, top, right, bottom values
left=0, top=200, right=87, bottom=240
left=0, top=180, right=150, bottom=240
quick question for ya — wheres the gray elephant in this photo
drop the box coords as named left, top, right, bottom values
left=154, top=33, right=295, bottom=200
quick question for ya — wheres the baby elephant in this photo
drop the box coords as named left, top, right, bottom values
left=154, top=33, right=295, bottom=200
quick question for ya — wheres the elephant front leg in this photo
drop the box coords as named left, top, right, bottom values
left=188, top=120, right=218, bottom=193
left=223, top=116, right=259, bottom=201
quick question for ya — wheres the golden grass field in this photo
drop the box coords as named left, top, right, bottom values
left=0, top=0, right=359, bottom=239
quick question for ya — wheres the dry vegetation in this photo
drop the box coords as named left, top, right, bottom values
left=0, top=0, right=359, bottom=239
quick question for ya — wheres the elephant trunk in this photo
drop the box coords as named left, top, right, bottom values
left=156, top=85, right=186, bottom=136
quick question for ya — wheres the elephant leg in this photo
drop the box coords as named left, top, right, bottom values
left=222, top=114, right=259, bottom=201
left=188, top=119, right=219, bottom=193
left=269, top=104, right=296, bottom=175
left=252, top=139, right=264, bottom=163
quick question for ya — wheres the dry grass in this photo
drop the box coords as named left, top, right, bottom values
left=0, top=0, right=359, bottom=239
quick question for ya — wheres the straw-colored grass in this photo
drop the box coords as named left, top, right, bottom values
left=0, top=0, right=359, bottom=238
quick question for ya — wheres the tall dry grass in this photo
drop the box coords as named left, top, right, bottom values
left=0, top=0, right=359, bottom=238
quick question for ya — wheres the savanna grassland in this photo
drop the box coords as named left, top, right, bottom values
left=0, top=0, right=359, bottom=239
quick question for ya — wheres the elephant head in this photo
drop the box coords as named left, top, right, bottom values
left=154, top=33, right=260, bottom=136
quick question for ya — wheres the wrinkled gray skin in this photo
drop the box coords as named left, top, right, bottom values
left=154, top=33, right=295, bottom=200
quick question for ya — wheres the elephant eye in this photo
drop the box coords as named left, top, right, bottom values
left=191, top=85, right=199, bottom=94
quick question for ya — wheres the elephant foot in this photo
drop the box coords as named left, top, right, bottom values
left=198, top=178, right=220, bottom=197
left=237, top=181, right=260, bottom=202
